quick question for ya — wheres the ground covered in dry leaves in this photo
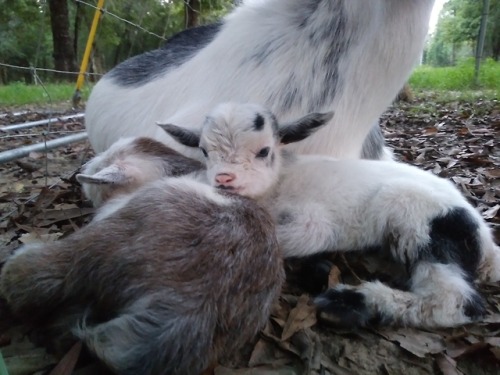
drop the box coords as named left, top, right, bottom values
left=0, top=93, right=499, bottom=375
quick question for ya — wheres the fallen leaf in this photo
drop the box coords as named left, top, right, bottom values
left=482, top=205, right=500, bottom=220
left=378, top=328, right=445, bottom=358
left=327, top=265, right=341, bottom=288
left=48, top=342, right=82, bottom=375
left=281, top=295, right=317, bottom=341
left=436, top=354, right=464, bottom=375
left=19, top=231, right=62, bottom=244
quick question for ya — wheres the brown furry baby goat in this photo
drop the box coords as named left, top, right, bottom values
left=0, top=177, right=283, bottom=375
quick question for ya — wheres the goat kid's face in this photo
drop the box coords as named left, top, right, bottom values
left=203, top=108, right=279, bottom=198
left=160, top=103, right=333, bottom=199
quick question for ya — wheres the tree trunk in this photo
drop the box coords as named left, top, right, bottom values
left=474, top=0, right=490, bottom=86
left=185, top=0, right=201, bottom=28
left=48, top=0, right=77, bottom=81
left=73, top=0, right=84, bottom=58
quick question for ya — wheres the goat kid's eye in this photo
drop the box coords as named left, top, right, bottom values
left=199, top=147, right=208, bottom=158
left=256, top=147, right=270, bottom=158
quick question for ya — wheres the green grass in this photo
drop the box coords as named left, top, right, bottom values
left=0, top=82, right=92, bottom=107
left=409, top=58, right=500, bottom=92
left=0, top=351, right=8, bottom=375
left=1, top=59, right=498, bottom=107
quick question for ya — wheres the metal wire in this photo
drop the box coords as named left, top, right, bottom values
left=0, top=62, right=103, bottom=78
left=75, top=0, right=167, bottom=40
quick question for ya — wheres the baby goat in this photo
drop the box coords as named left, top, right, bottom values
left=0, top=176, right=283, bottom=375
left=76, top=136, right=204, bottom=206
left=161, top=102, right=500, bottom=328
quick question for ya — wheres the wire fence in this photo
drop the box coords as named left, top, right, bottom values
left=0, top=0, right=205, bottom=218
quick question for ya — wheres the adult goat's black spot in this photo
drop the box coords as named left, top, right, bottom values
left=109, top=23, right=222, bottom=87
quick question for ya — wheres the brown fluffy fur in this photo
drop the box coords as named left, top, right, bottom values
left=1, top=177, right=283, bottom=375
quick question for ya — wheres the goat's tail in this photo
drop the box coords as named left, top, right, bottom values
left=315, top=262, right=486, bottom=328
left=74, top=297, right=215, bottom=375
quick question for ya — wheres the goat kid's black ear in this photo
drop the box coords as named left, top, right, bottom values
left=279, top=112, right=334, bottom=145
left=157, top=123, right=201, bottom=148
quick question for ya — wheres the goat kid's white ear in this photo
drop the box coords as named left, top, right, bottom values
left=156, top=122, right=201, bottom=148
left=76, top=164, right=129, bottom=185
left=279, top=111, right=334, bottom=145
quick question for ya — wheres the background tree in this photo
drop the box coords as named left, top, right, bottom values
left=48, top=0, right=78, bottom=81
left=185, top=0, right=201, bottom=28
left=474, top=0, right=490, bottom=85
left=0, top=0, right=51, bottom=83
left=0, top=0, right=234, bottom=84
left=425, top=0, right=499, bottom=66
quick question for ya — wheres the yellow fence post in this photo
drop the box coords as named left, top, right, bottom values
left=72, top=0, right=106, bottom=107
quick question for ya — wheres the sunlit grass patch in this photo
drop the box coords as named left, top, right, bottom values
left=0, top=82, right=93, bottom=107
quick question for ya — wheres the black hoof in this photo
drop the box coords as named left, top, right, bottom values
left=314, top=289, right=372, bottom=327
left=286, top=254, right=333, bottom=295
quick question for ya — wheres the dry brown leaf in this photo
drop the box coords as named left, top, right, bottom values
left=48, top=342, right=82, bottom=375
left=490, top=347, right=500, bottom=360
left=423, top=127, right=438, bottom=136
left=482, top=204, right=500, bottom=220
left=377, top=328, right=445, bottom=358
left=436, top=354, right=464, bottom=375
left=33, top=207, right=94, bottom=227
left=19, top=231, right=62, bottom=244
left=327, top=265, right=341, bottom=288
left=484, top=337, right=500, bottom=348
left=281, top=295, right=317, bottom=342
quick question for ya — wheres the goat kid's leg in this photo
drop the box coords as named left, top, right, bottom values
left=75, top=295, right=214, bottom=375
left=0, top=243, right=70, bottom=317
left=315, top=262, right=486, bottom=328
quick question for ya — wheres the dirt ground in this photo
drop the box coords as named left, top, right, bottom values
left=0, top=94, right=499, bottom=375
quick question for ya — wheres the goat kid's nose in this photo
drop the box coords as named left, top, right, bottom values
left=215, top=173, right=236, bottom=184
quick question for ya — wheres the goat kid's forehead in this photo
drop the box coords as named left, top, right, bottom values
left=201, top=104, right=278, bottom=152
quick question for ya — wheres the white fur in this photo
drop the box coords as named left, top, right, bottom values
left=85, top=0, right=434, bottom=159
left=169, top=102, right=500, bottom=328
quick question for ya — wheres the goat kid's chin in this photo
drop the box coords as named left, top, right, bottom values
left=216, top=184, right=268, bottom=200
left=216, top=184, right=243, bottom=195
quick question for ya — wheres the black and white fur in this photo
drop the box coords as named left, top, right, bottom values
left=0, top=176, right=283, bottom=375
left=85, top=0, right=435, bottom=160
left=161, top=102, right=500, bottom=328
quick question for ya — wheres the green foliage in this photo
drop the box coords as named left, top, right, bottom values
left=0, top=82, right=92, bottom=106
left=410, top=58, right=500, bottom=91
left=0, top=0, right=53, bottom=83
left=425, top=0, right=500, bottom=66
left=0, top=0, right=234, bottom=84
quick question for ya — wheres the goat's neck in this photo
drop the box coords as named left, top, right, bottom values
left=255, top=149, right=297, bottom=205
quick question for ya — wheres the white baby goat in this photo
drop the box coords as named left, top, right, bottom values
left=160, top=102, right=500, bottom=328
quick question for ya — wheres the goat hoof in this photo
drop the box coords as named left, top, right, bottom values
left=314, top=289, right=372, bottom=327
